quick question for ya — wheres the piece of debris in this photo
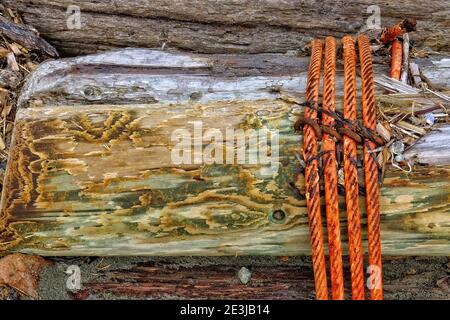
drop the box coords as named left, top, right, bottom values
left=380, top=18, right=417, bottom=44
left=0, top=285, right=20, bottom=300
left=376, top=122, right=392, bottom=142
left=380, top=19, right=416, bottom=84
left=436, top=276, right=450, bottom=292
left=0, top=15, right=58, bottom=57
left=0, top=253, right=52, bottom=298
left=0, top=69, right=22, bottom=88
left=400, top=34, right=410, bottom=84
left=409, top=62, right=423, bottom=87
left=237, top=267, right=252, bottom=285
left=69, top=289, right=90, bottom=300
left=390, top=140, right=407, bottom=164
left=0, top=135, right=5, bottom=150
left=6, top=52, right=19, bottom=71
left=424, top=113, right=436, bottom=126
left=375, top=75, right=420, bottom=94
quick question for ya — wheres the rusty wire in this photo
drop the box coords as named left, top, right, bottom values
left=294, top=105, right=386, bottom=146
left=342, top=35, right=365, bottom=300
left=321, top=36, right=344, bottom=300
left=301, top=39, right=329, bottom=300
left=358, top=34, right=384, bottom=300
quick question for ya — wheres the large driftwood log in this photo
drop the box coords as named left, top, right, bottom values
left=4, top=0, right=450, bottom=56
left=0, top=49, right=449, bottom=256
left=32, top=256, right=449, bottom=300
left=15, top=49, right=449, bottom=108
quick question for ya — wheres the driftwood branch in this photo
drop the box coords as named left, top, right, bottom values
left=0, top=15, right=58, bottom=57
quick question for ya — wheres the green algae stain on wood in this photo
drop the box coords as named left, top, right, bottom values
left=0, top=101, right=449, bottom=256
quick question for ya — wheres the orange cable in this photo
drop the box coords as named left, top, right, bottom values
left=357, top=35, right=383, bottom=300
left=322, top=36, right=344, bottom=300
left=342, top=35, right=365, bottom=300
left=302, top=39, right=329, bottom=300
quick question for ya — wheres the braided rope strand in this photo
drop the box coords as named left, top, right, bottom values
left=322, top=36, right=344, bottom=300
left=342, top=35, right=365, bottom=300
left=301, top=39, right=329, bottom=300
left=357, top=35, right=383, bottom=300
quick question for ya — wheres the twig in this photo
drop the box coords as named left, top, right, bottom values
left=390, top=124, right=419, bottom=139
left=375, top=75, right=419, bottom=94
left=409, top=62, right=422, bottom=87
left=424, top=88, right=450, bottom=103
left=400, top=34, right=410, bottom=84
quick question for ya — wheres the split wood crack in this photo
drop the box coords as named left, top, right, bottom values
left=298, top=36, right=383, bottom=300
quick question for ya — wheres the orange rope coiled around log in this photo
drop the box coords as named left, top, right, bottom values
left=342, top=35, right=365, bottom=300
left=301, top=39, right=329, bottom=300
left=357, top=34, right=383, bottom=300
left=321, top=36, right=344, bottom=300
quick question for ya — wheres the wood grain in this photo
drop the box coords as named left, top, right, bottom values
left=0, top=101, right=448, bottom=256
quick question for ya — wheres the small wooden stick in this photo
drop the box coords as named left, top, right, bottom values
left=400, top=34, right=410, bottom=84
left=409, top=62, right=422, bottom=87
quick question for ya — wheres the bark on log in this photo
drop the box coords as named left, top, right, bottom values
left=0, top=49, right=449, bottom=257
left=4, top=0, right=450, bottom=56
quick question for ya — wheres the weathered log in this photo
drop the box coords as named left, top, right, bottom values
left=1, top=101, right=448, bottom=256
left=16, top=49, right=449, bottom=108
left=4, top=0, right=450, bottom=56
left=0, top=49, right=448, bottom=256
left=34, top=256, right=450, bottom=300
left=16, top=49, right=315, bottom=107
